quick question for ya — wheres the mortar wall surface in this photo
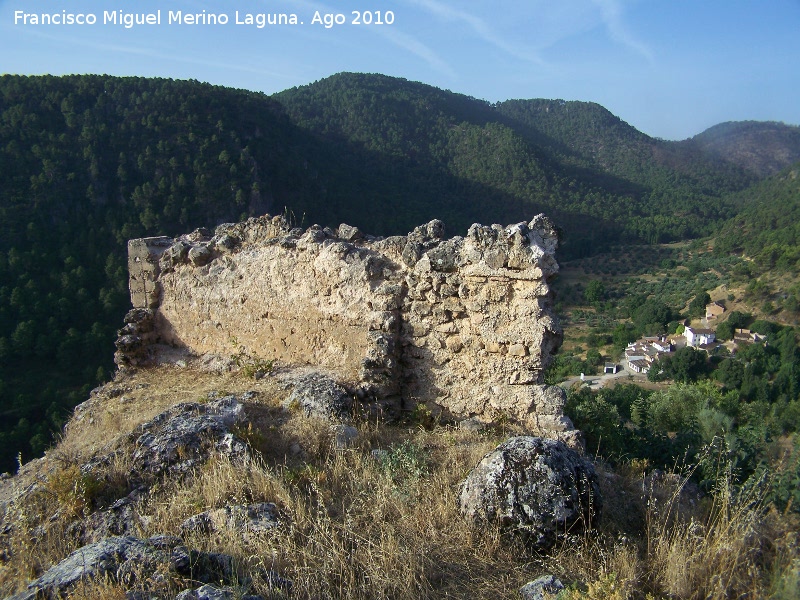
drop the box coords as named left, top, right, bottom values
left=121, top=214, right=577, bottom=444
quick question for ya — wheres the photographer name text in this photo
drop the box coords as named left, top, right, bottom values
left=14, top=9, right=396, bottom=29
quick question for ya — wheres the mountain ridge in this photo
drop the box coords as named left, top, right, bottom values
left=278, top=72, right=800, bottom=181
left=690, top=120, right=800, bottom=177
left=0, top=71, right=798, bottom=470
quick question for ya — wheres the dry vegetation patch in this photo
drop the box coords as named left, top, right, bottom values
left=2, top=366, right=799, bottom=599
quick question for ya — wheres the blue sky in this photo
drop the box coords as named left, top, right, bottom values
left=1, top=0, right=798, bottom=140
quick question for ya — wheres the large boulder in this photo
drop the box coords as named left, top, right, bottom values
left=283, top=372, right=352, bottom=419
left=459, top=436, right=601, bottom=550
left=127, top=395, right=248, bottom=480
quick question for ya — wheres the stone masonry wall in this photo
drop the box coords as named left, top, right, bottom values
left=117, top=214, right=577, bottom=443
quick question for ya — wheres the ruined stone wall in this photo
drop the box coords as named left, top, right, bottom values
left=128, top=237, right=173, bottom=309
left=118, top=214, right=576, bottom=443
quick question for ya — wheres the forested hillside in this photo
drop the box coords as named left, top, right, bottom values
left=0, top=72, right=797, bottom=470
left=275, top=73, right=758, bottom=249
left=495, top=98, right=755, bottom=195
left=0, top=75, right=321, bottom=469
left=715, top=164, right=800, bottom=271
left=692, top=121, right=800, bottom=177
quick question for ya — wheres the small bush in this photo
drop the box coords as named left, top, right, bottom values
left=379, top=440, right=429, bottom=484
left=46, top=463, right=105, bottom=518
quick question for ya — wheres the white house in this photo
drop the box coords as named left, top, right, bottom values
left=651, top=337, right=673, bottom=353
left=625, top=337, right=673, bottom=373
left=685, top=326, right=716, bottom=348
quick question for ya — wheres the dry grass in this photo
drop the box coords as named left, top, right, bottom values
left=537, top=464, right=800, bottom=600
left=141, top=415, right=518, bottom=599
left=644, top=471, right=779, bottom=600
left=56, top=366, right=287, bottom=461
left=0, top=485, right=83, bottom=596
left=63, top=575, right=129, bottom=600
left=1, top=367, right=799, bottom=599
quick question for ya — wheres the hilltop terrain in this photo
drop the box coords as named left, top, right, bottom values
left=1, top=72, right=799, bottom=598
left=1, top=71, right=799, bottom=471
left=1, top=357, right=797, bottom=599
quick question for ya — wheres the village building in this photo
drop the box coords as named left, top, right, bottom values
left=649, top=337, right=672, bottom=353
left=684, top=326, right=716, bottom=348
left=624, top=335, right=674, bottom=374
left=628, top=358, right=651, bottom=374
left=705, top=302, right=726, bottom=320
left=734, top=328, right=763, bottom=345
left=719, top=329, right=764, bottom=356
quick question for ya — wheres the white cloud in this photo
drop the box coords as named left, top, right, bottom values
left=379, top=28, right=459, bottom=79
left=591, top=0, right=654, bottom=63
left=272, top=0, right=457, bottom=78
left=403, top=0, right=547, bottom=65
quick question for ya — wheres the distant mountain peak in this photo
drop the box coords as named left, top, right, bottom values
left=691, top=120, right=800, bottom=177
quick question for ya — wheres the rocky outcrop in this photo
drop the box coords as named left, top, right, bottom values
left=459, top=436, right=601, bottom=550
left=519, top=575, right=565, bottom=600
left=117, top=214, right=575, bottom=441
left=0, top=387, right=292, bottom=599
left=82, top=394, right=249, bottom=485
left=174, top=584, right=267, bottom=600
left=180, top=502, right=280, bottom=539
left=69, top=394, right=251, bottom=544
left=5, top=535, right=287, bottom=600
left=70, top=489, right=147, bottom=544
left=283, top=372, right=353, bottom=419
left=127, top=395, right=248, bottom=480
